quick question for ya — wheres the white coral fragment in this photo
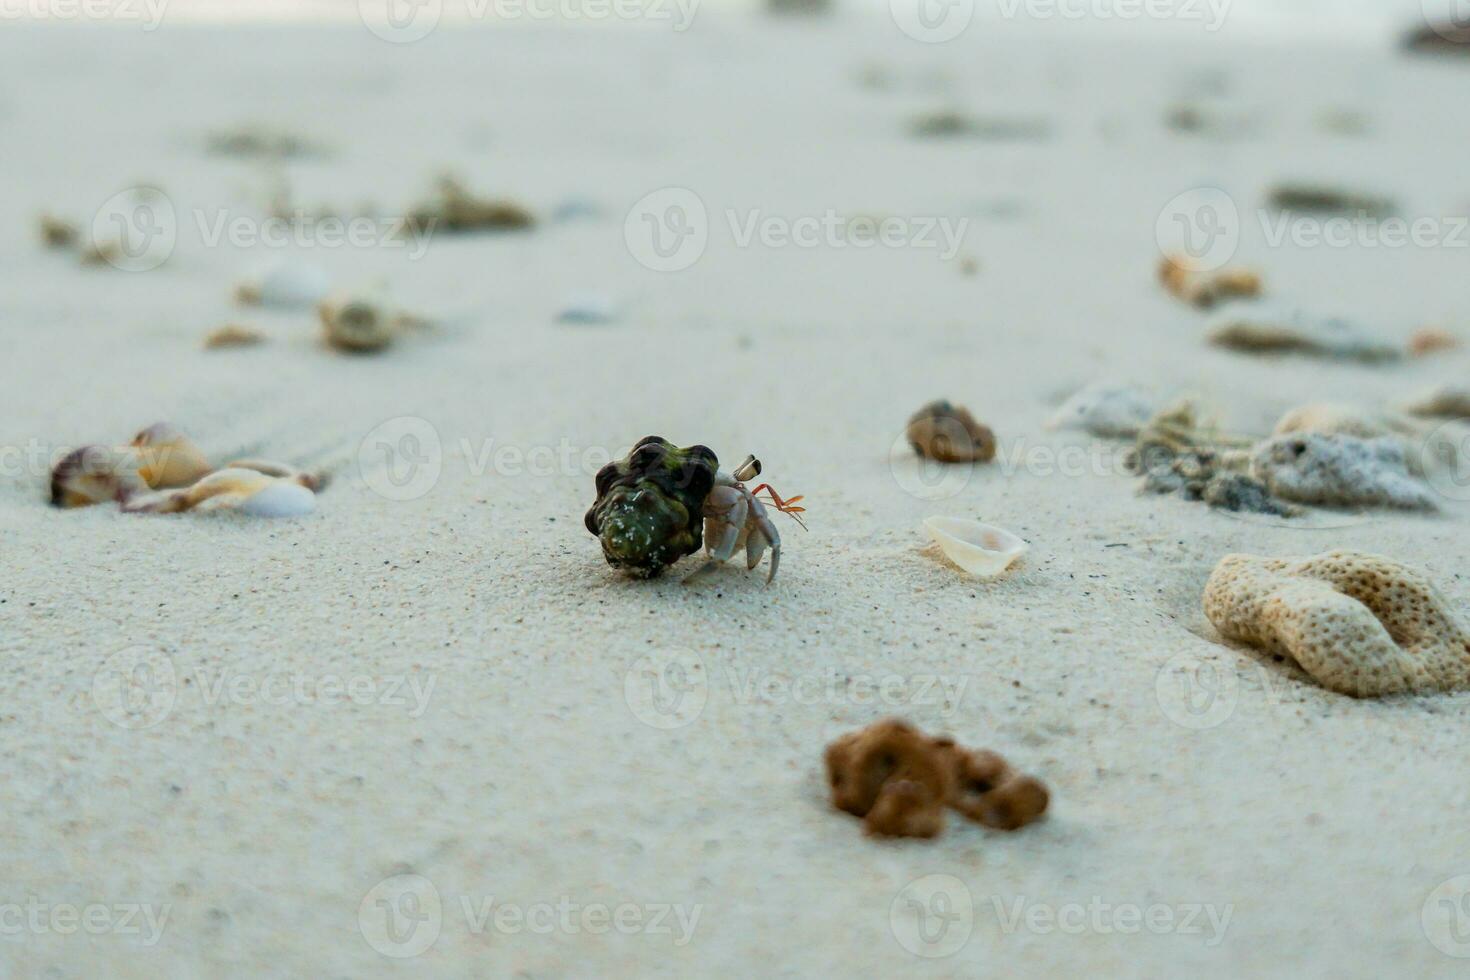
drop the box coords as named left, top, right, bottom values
left=1250, top=432, right=1437, bottom=511
left=1203, top=551, right=1470, bottom=696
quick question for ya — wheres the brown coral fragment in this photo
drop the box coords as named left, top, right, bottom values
left=204, top=324, right=267, bottom=350
left=1158, top=253, right=1262, bottom=309
left=1203, top=551, right=1470, bottom=697
left=824, top=720, right=1048, bottom=839
left=906, top=400, right=996, bottom=463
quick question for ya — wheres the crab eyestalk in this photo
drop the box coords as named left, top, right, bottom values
left=585, top=436, right=718, bottom=578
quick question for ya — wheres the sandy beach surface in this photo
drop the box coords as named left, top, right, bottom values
left=3, top=13, right=1470, bottom=977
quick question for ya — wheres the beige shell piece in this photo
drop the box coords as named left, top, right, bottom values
left=49, top=446, right=148, bottom=508
left=923, top=517, right=1027, bottom=578
left=130, top=423, right=214, bottom=489
left=1203, top=550, right=1470, bottom=697
left=123, top=467, right=316, bottom=517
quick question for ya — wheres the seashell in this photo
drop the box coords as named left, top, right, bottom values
left=556, top=293, right=619, bottom=326
left=49, top=445, right=147, bottom=508
left=923, top=517, right=1026, bottom=578
left=130, top=423, right=214, bottom=489
left=907, top=399, right=996, bottom=463
left=235, top=261, right=330, bottom=310
left=1047, top=381, right=1155, bottom=438
left=1408, top=326, right=1459, bottom=356
left=407, top=175, right=534, bottom=234
left=585, top=436, right=718, bottom=578
left=1204, top=550, right=1470, bottom=696
left=318, top=290, right=397, bottom=352
left=204, top=324, right=267, bottom=349
left=1207, top=308, right=1400, bottom=362
left=38, top=213, right=78, bottom=250
left=1158, top=253, right=1261, bottom=309
left=1267, top=184, right=1394, bottom=219
left=124, top=467, right=316, bottom=517
left=1400, top=384, right=1470, bottom=420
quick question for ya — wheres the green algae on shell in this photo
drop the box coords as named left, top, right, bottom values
left=585, top=436, right=718, bottom=578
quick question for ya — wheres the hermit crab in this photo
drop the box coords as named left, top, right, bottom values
left=584, top=436, right=805, bottom=583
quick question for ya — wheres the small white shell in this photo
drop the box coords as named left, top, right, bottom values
left=923, top=517, right=1027, bottom=578
left=238, top=480, right=316, bottom=518
left=239, top=261, right=330, bottom=310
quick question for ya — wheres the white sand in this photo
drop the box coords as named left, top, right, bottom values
left=3, top=16, right=1470, bottom=977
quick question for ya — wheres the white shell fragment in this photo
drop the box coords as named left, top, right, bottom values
left=236, top=260, right=330, bottom=310
left=923, top=517, right=1027, bottom=578
left=236, top=478, right=317, bottom=518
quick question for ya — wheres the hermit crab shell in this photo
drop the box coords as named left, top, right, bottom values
left=585, top=436, right=718, bottom=578
left=923, top=517, right=1027, bottom=578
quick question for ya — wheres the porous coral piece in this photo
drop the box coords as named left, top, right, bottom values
left=1127, top=403, right=1289, bottom=515
left=1158, top=253, right=1262, bottom=309
left=906, top=400, right=996, bottom=463
left=1250, top=433, right=1436, bottom=511
left=825, top=721, right=1048, bottom=838
left=824, top=719, right=952, bottom=838
left=585, top=436, right=719, bottom=579
left=1208, top=309, right=1400, bottom=362
left=1203, top=551, right=1470, bottom=696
